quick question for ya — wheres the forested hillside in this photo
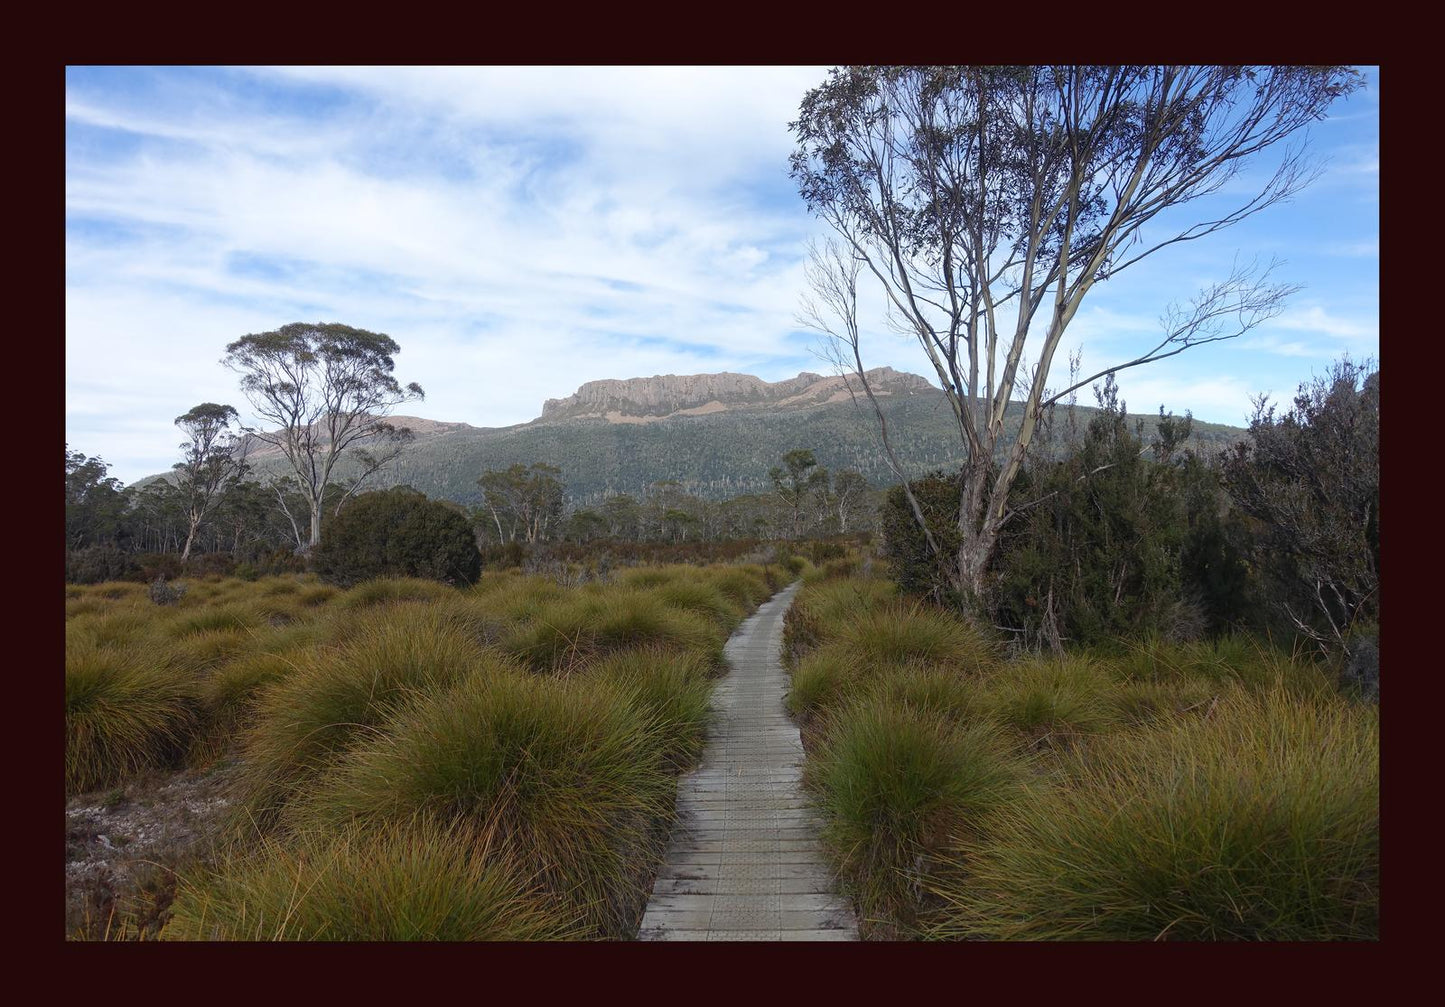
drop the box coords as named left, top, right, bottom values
left=140, top=382, right=1245, bottom=508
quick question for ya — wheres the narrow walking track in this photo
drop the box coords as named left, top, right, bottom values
left=637, top=581, right=858, bottom=941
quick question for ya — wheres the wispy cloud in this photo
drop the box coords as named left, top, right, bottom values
left=65, top=66, right=1380, bottom=486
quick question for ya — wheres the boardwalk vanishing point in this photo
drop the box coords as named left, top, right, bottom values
left=637, top=581, right=859, bottom=941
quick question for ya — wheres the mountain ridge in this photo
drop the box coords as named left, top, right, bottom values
left=136, top=368, right=1247, bottom=506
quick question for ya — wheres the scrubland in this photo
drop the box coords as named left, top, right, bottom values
left=784, top=561, right=1378, bottom=941
left=65, top=561, right=786, bottom=940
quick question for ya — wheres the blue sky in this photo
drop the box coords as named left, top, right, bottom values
left=66, top=66, right=1379, bottom=487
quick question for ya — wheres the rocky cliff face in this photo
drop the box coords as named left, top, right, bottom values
left=540, top=367, right=934, bottom=423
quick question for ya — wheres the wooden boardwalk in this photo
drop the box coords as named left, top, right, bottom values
left=636, top=581, right=858, bottom=941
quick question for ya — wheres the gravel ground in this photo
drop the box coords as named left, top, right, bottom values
left=65, top=762, right=237, bottom=939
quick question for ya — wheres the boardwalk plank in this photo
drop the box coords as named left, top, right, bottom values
left=636, top=582, right=857, bottom=942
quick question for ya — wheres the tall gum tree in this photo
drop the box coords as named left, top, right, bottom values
left=222, top=322, right=423, bottom=553
left=791, top=64, right=1364, bottom=608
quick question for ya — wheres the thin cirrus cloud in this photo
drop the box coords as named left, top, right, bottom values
left=66, top=66, right=1377, bottom=487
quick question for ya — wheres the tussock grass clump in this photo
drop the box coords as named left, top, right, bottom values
left=618, top=567, right=680, bottom=590
left=978, top=656, right=1116, bottom=744
left=165, top=627, right=256, bottom=675
left=72, top=610, right=153, bottom=650
left=836, top=601, right=995, bottom=672
left=786, top=647, right=865, bottom=722
left=588, top=647, right=714, bottom=769
left=335, top=576, right=455, bottom=610
left=650, top=579, right=743, bottom=628
left=66, top=641, right=196, bottom=793
left=95, top=582, right=147, bottom=601
left=708, top=565, right=773, bottom=611
left=806, top=699, right=1021, bottom=938
left=200, top=650, right=305, bottom=722
left=929, top=686, right=1379, bottom=940
left=801, top=555, right=862, bottom=584
left=487, top=575, right=567, bottom=623
left=233, top=606, right=501, bottom=827
left=1109, top=679, right=1215, bottom=726
left=296, top=671, right=674, bottom=937
left=165, top=819, right=583, bottom=940
left=165, top=605, right=259, bottom=639
left=296, top=584, right=339, bottom=608
left=66, top=597, right=107, bottom=620
left=862, top=663, right=983, bottom=726
left=502, top=591, right=723, bottom=674
left=1106, top=633, right=1334, bottom=702
left=791, top=650, right=981, bottom=734
left=784, top=578, right=896, bottom=659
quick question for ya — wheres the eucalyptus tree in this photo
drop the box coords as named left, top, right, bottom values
left=222, top=322, right=423, bottom=553
left=172, top=403, right=247, bottom=562
left=770, top=449, right=827, bottom=538
left=65, top=446, right=127, bottom=549
left=792, top=64, right=1363, bottom=607
left=477, top=463, right=565, bottom=544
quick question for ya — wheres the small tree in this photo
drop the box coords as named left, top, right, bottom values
left=770, top=449, right=825, bottom=538
left=312, top=486, right=481, bottom=587
left=172, top=403, right=247, bottom=563
left=792, top=65, right=1363, bottom=611
left=831, top=469, right=870, bottom=534
left=222, top=322, right=423, bottom=554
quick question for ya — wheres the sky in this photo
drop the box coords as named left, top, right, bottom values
left=66, top=66, right=1379, bottom=487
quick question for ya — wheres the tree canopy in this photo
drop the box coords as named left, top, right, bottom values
left=222, top=322, right=423, bottom=552
left=792, top=64, right=1364, bottom=607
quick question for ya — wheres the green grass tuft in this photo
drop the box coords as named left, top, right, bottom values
left=294, top=671, right=674, bottom=937
left=928, top=686, right=1378, bottom=940
left=66, top=641, right=196, bottom=793
left=165, top=818, right=584, bottom=940
left=232, top=605, right=501, bottom=828
left=805, top=698, right=1021, bottom=938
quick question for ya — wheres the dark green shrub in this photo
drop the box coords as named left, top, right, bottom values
left=313, top=487, right=481, bottom=588
left=879, top=471, right=964, bottom=603
left=1221, top=357, right=1379, bottom=659
left=66, top=546, right=142, bottom=585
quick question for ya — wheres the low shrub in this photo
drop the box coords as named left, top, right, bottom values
left=66, top=546, right=142, bottom=585
left=148, top=576, right=186, bottom=606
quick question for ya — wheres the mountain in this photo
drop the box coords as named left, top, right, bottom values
left=540, top=367, right=933, bottom=422
left=138, top=369, right=1246, bottom=507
